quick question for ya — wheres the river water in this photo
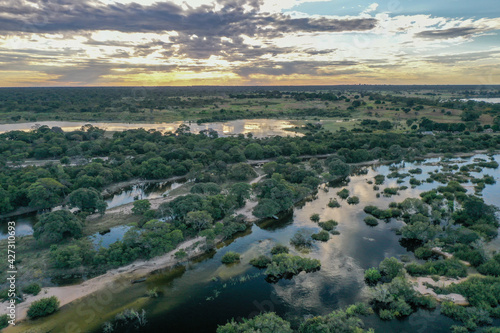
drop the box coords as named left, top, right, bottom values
left=0, top=119, right=302, bottom=138
left=11, top=154, right=500, bottom=333
left=0, top=179, right=185, bottom=241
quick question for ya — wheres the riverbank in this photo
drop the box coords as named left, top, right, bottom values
left=2, top=236, right=206, bottom=324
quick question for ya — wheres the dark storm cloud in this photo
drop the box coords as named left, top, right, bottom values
left=415, top=26, right=484, bottom=39
left=0, top=0, right=377, bottom=37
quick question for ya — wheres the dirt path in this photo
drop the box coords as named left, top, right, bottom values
left=1, top=236, right=205, bottom=323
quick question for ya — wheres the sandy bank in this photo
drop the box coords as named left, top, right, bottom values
left=1, top=236, right=205, bottom=323
left=410, top=276, right=469, bottom=306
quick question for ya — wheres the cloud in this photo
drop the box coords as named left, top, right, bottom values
left=0, top=0, right=377, bottom=37
left=234, top=60, right=359, bottom=77
left=423, top=50, right=500, bottom=64
left=415, top=26, right=485, bottom=39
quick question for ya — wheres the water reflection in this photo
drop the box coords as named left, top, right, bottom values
left=0, top=119, right=303, bottom=138
left=6, top=154, right=500, bottom=333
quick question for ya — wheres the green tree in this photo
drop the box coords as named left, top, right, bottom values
left=244, top=143, right=264, bottom=160
left=379, top=257, right=404, bottom=281
left=132, top=199, right=151, bottom=215
left=27, top=178, right=66, bottom=209
left=140, top=157, right=173, bottom=179
left=68, top=187, right=106, bottom=214
left=185, top=210, right=213, bottom=231
left=230, top=183, right=252, bottom=207
left=253, top=198, right=280, bottom=218
left=0, top=188, right=12, bottom=214
left=33, top=210, right=83, bottom=244
left=229, top=163, right=257, bottom=181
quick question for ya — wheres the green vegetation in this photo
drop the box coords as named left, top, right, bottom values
left=249, top=255, right=272, bottom=268
left=347, top=196, right=360, bottom=205
left=327, top=198, right=341, bottom=208
left=0, top=314, right=8, bottom=330
left=265, top=254, right=321, bottom=282
left=312, top=230, right=330, bottom=242
left=270, top=244, right=289, bottom=255
left=22, top=283, right=41, bottom=296
left=364, top=216, right=379, bottom=226
left=27, top=296, right=60, bottom=319
left=364, top=268, right=382, bottom=284
left=406, top=260, right=468, bottom=278
left=217, top=312, right=292, bottom=333
left=218, top=304, right=374, bottom=333
left=3, top=87, right=500, bottom=332
left=68, top=187, right=107, bottom=214
left=337, top=188, right=350, bottom=199
left=33, top=210, right=84, bottom=244
left=310, top=213, right=320, bottom=223
left=131, top=199, right=151, bottom=215
left=221, top=252, right=241, bottom=264
left=318, top=220, right=338, bottom=231
left=290, top=229, right=313, bottom=248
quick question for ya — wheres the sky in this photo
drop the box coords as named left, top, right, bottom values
left=0, top=0, right=499, bottom=86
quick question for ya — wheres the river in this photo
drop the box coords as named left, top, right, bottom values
left=0, top=119, right=303, bottom=138
left=10, top=153, right=500, bottom=332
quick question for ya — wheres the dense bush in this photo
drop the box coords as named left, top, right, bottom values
left=0, top=314, right=8, bottom=330
left=265, top=254, right=321, bottom=281
left=312, top=230, right=330, bottom=242
left=347, top=196, right=360, bottom=205
left=33, top=210, right=84, bottom=244
left=22, top=283, right=41, bottom=296
left=27, top=296, right=60, bottom=319
left=364, top=216, right=378, bottom=226
left=318, top=220, right=338, bottom=231
left=270, top=244, right=289, bottom=255
left=290, top=230, right=313, bottom=248
left=218, top=312, right=292, bottom=333
left=405, top=259, right=467, bottom=278
left=249, top=255, right=272, bottom=268
left=221, top=252, right=241, bottom=264
left=364, top=268, right=381, bottom=284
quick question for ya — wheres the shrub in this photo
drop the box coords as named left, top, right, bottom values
left=290, top=230, right=313, bottom=248
left=250, top=255, right=272, bottom=268
left=406, top=259, right=467, bottom=278
left=364, top=268, right=381, bottom=284
left=318, top=220, right=338, bottom=231
left=174, top=249, right=188, bottom=260
left=374, top=175, right=385, bottom=185
left=221, top=251, right=240, bottom=264
left=147, top=288, right=159, bottom=298
left=379, top=257, right=404, bottom=281
left=271, top=244, right=289, bottom=255
left=310, top=213, right=320, bottom=223
left=265, top=254, right=321, bottom=281
left=383, top=188, right=398, bottom=195
left=414, top=247, right=434, bottom=260
left=312, top=230, right=330, bottom=242
left=27, top=296, right=60, bottom=319
left=347, top=196, right=360, bottom=205
left=379, top=309, right=395, bottom=320
left=327, top=199, right=341, bottom=208
left=364, top=216, right=378, bottom=226
left=0, top=314, right=7, bottom=330
left=337, top=188, right=350, bottom=199
left=22, top=283, right=41, bottom=296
